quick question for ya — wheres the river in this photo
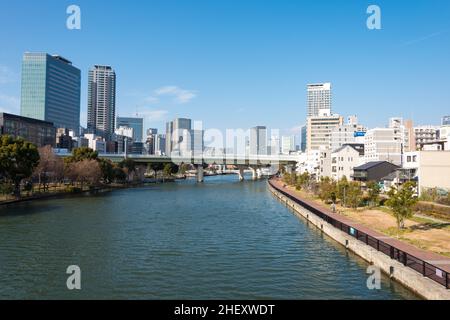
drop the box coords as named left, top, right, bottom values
left=0, top=175, right=419, bottom=299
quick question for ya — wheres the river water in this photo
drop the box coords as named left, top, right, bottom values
left=0, top=175, right=418, bottom=299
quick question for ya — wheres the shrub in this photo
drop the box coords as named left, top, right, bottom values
left=414, top=201, right=450, bottom=221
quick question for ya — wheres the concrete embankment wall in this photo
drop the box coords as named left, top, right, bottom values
left=269, top=183, right=450, bottom=300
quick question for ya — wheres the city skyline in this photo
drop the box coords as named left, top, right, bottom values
left=0, top=1, right=450, bottom=135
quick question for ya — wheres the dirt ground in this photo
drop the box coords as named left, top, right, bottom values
left=285, top=186, right=450, bottom=257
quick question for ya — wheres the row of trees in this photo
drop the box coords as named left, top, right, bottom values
left=283, top=172, right=376, bottom=209
left=282, top=170, right=418, bottom=230
left=0, top=136, right=146, bottom=199
left=0, top=135, right=192, bottom=200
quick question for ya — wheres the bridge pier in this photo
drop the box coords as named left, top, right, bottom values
left=250, top=167, right=258, bottom=180
left=238, top=167, right=245, bottom=181
left=196, top=165, right=204, bottom=183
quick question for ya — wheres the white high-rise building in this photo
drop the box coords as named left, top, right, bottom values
left=155, top=134, right=166, bottom=156
left=306, top=110, right=343, bottom=152
left=364, top=128, right=403, bottom=165
left=307, top=83, right=331, bottom=117
left=388, top=117, right=415, bottom=152
left=269, top=135, right=281, bottom=155
left=165, top=118, right=192, bottom=157
left=250, top=126, right=267, bottom=156
left=87, top=65, right=116, bottom=140
left=281, top=136, right=296, bottom=155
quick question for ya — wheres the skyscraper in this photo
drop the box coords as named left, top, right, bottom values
left=116, top=117, right=144, bottom=142
left=87, top=65, right=116, bottom=140
left=307, top=83, right=331, bottom=117
left=300, top=125, right=307, bottom=152
left=20, top=52, right=81, bottom=132
left=165, top=118, right=192, bottom=156
left=281, top=135, right=296, bottom=155
left=250, top=126, right=267, bottom=156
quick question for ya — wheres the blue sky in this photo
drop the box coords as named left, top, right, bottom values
left=0, top=0, right=449, bottom=136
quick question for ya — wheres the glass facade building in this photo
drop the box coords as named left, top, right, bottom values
left=20, top=53, right=81, bottom=133
left=116, top=117, right=144, bottom=142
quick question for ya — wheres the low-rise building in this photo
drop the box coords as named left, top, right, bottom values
left=331, top=144, right=365, bottom=181
left=353, top=161, right=400, bottom=182
left=364, top=128, right=403, bottom=166
left=0, top=112, right=56, bottom=147
left=403, top=150, right=450, bottom=195
left=330, top=116, right=366, bottom=151
left=414, top=126, right=439, bottom=150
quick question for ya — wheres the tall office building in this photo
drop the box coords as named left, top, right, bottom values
left=281, top=136, right=296, bottom=155
left=116, top=117, right=143, bottom=142
left=155, top=134, right=166, bottom=156
left=165, top=118, right=192, bottom=156
left=145, top=128, right=158, bottom=155
left=87, top=65, right=116, bottom=140
left=306, top=110, right=343, bottom=152
left=307, top=83, right=331, bottom=117
left=250, top=126, right=267, bottom=156
left=20, top=52, right=81, bottom=132
left=300, top=125, right=307, bottom=152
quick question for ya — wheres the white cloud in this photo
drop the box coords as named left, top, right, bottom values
left=0, top=66, right=18, bottom=85
left=143, top=96, right=159, bottom=104
left=139, top=109, right=169, bottom=122
left=0, top=93, right=20, bottom=114
left=153, top=85, right=197, bottom=104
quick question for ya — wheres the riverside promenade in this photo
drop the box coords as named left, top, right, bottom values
left=269, top=178, right=450, bottom=299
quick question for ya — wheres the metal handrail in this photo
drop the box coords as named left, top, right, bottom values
left=269, top=179, right=449, bottom=289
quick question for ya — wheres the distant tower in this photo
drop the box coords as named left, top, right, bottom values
left=87, top=65, right=116, bottom=140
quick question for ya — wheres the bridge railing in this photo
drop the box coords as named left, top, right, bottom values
left=269, top=179, right=450, bottom=290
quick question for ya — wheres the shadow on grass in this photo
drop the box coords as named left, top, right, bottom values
left=409, top=222, right=450, bottom=231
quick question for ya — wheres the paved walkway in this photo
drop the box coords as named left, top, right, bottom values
left=270, top=178, right=450, bottom=273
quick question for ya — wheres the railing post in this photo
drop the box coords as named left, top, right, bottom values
left=377, top=240, right=380, bottom=251
left=422, top=262, right=426, bottom=276
left=365, top=234, right=368, bottom=245
left=403, top=252, right=407, bottom=266
left=390, top=246, right=394, bottom=259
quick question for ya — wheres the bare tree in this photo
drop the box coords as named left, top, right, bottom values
left=64, top=159, right=101, bottom=189
left=75, top=160, right=102, bottom=189
left=33, top=145, right=64, bottom=192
